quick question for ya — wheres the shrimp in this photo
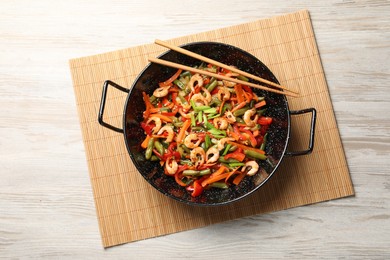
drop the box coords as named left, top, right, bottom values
left=153, top=85, right=170, bottom=98
left=243, top=108, right=259, bottom=127
left=217, top=87, right=231, bottom=101
left=217, top=137, right=235, bottom=151
left=213, top=117, right=228, bottom=130
left=206, top=146, right=220, bottom=163
left=222, top=80, right=236, bottom=88
left=184, top=134, right=202, bottom=149
left=165, top=157, right=178, bottom=175
left=146, top=117, right=162, bottom=134
left=225, top=111, right=236, bottom=124
left=190, top=147, right=206, bottom=167
left=243, top=161, right=259, bottom=176
left=201, top=87, right=212, bottom=103
left=157, top=125, right=174, bottom=143
left=187, top=74, right=203, bottom=92
left=179, top=108, right=192, bottom=119
left=191, top=93, right=208, bottom=106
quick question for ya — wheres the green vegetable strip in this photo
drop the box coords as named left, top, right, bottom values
left=145, top=137, right=155, bottom=160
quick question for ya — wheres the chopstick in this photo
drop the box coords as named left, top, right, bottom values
left=148, top=57, right=299, bottom=97
left=154, top=39, right=299, bottom=96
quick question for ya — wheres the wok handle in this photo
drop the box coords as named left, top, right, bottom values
left=98, top=80, right=129, bottom=133
left=285, top=108, right=317, bottom=157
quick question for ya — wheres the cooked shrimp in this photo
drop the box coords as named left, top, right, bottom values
left=217, top=87, right=231, bottom=101
left=165, top=157, right=178, bottom=175
left=201, top=87, right=212, bottom=103
left=191, top=93, right=208, bottom=106
left=153, top=85, right=170, bottom=97
left=187, top=74, right=203, bottom=92
left=243, top=161, right=259, bottom=176
left=157, top=125, right=174, bottom=143
left=217, top=137, right=235, bottom=151
left=243, top=108, right=258, bottom=127
left=179, top=108, right=192, bottom=119
left=190, top=147, right=205, bottom=167
left=206, top=146, right=219, bottom=163
left=184, top=134, right=202, bottom=148
left=225, top=111, right=236, bottom=124
left=222, top=80, right=236, bottom=88
left=146, top=117, right=162, bottom=134
left=213, top=117, right=228, bottom=130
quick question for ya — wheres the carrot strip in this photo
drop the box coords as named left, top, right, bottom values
left=233, top=172, right=246, bottom=185
left=176, top=119, right=191, bottom=143
left=141, top=135, right=151, bottom=149
left=225, top=168, right=239, bottom=183
left=227, top=141, right=266, bottom=155
left=201, top=167, right=229, bottom=187
left=234, top=84, right=245, bottom=104
left=149, top=113, right=173, bottom=122
left=231, top=101, right=248, bottom=113
left=161, top=69, right=182, bottom=86
left=142, top=92, right=153, bottom=119
left=254, top=100, right=266, bottom=109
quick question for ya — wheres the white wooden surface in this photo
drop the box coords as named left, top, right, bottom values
left=1, top=0, right=389, bottom=258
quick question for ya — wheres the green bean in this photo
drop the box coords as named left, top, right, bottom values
left=181, top=144, right=191, bottom=154
left=236, top=117, right=245, bottom=124
left=257, top=108, right=267, bottom=117
left=203, top=108, right=217, bottom=114
left=244, top=150, right=267, bottom=160
left=207, top=113, right=221, bottom=119
left=221, top=103, right=232, bottom=115
left=233, top=107, right=250, bottom=117
left=191, top=113, right=196, bottom=127
left=145, top=137, right=155, bottom=160
left=180, top=159, right=192, bottom=166
left=191, top=126, right=205, bottom=132
left=180, top=71, right=192, bottom=78
left=194, top=105, right=211, bottom=112
left=199, top=169, right=211, bottom=176
left=249, top=99, right=255, bottom=108
left=205, top=134, right=211, bottom=150
left=237, top=75, right=249, bottom=82
left=150, top=155, right=160, bottom=161
left=260, top=133, right=268, bottom=151
left=206, top=79, right=218, bottom=92
left=229, top=162, right=245, bottom=167
left=197, top=110, right=203, bottom=123
left=154, top=140, right=164, bottom=156
left=173, top=79, right=185, bottom=89
left=222, top=143, right=231, bottom=156
left=218, top=157, right=240, bottom=164
left=209, top=97, right=221, bottom=107
left=149, top=95, right=157, bottom=104
left=209, top=182, right=229, bottom=189
left=183, top=170, right=200, bottom=176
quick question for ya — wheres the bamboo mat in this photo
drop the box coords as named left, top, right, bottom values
left=69, top=10, right=354, bottom=248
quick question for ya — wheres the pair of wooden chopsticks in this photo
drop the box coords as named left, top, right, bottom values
left=148, top=39, right=299, bottom=97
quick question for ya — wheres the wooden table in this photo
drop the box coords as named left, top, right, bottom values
left=1, top=1, right=389, bottom=258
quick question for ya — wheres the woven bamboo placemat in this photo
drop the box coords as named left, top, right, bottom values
left=69, top=10, right=354, bottom=248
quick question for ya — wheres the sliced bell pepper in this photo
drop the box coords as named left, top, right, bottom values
left=224, top=148, right=245, bottom=162
left=186, top=180, right=204, bottom=197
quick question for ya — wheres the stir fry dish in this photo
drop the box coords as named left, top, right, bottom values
left=140, top=64, right=273, bottom=197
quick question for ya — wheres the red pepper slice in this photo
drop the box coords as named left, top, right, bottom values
left=224, top=148, right=245, bottom=162
left=258, top=116, right=273, bottom=125
left=141, top=122, right=154, bottom=135
left=186, top=180, right=204, bottom=197
left=240, top=128, right=258, bottom=147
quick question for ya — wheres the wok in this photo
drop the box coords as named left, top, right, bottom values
left=98, top=42, right=316, bottom=206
